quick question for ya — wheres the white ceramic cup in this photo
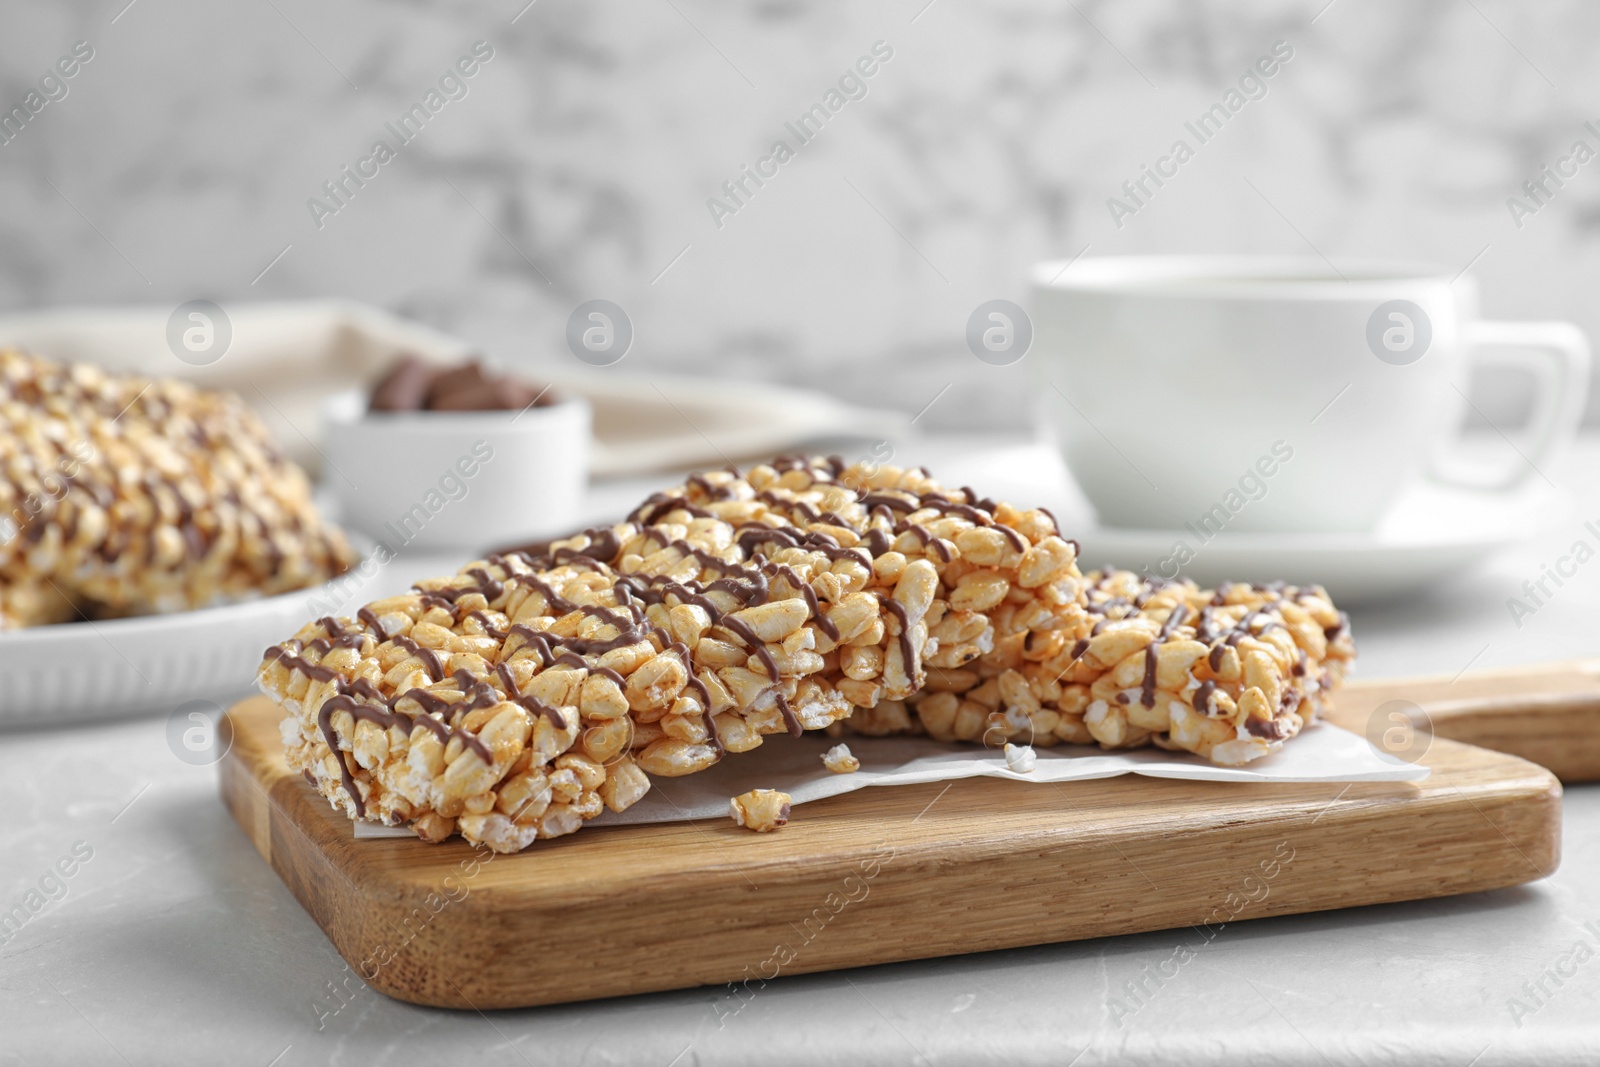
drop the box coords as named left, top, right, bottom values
left=323, top=390, right=590, bottom=552
left=1032, top=256, right=1591, bottom=533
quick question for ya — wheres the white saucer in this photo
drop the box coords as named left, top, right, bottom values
left=0, top=537, right=414, bottom=728
left=1078, top=481, right=1567, bottom=604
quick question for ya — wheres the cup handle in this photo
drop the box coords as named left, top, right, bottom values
left=1431, top=320, right=1591, bottom=491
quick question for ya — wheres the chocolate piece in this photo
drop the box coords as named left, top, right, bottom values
left=368, top=355, right=436, bottom=412
left=368, top=355, right=556, bottom=414
left=425, top=360, right=491, bottom=406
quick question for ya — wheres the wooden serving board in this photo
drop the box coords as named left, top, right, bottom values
left=220, top=669, right=1564, bottom=1011
left=1342, top=659, right=1600, bottom=783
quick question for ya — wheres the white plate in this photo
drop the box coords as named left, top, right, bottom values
left=1079, top=481, right=1567, bottom=604
left=0, top=302, right=909, bottom=481
left=0, top=560, right=400, bottom=728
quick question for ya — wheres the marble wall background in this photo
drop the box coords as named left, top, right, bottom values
left=3, top=0, right=1599, bottom=427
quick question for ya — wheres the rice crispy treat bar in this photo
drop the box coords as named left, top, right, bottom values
left=258, top=534, right=890, bottom=852
left=0, top=574, right=78, bottom=630
left=0, top=348, right=353, bottom=626
left=603, top=455, right=1092, bottom=712
left=259, top=564, right=649, bottom=855
left=850, top=569, right=1355, bottom=767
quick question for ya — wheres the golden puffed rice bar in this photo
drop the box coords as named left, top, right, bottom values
left=587, top=455, right=1091, bottom=709
left=629, top=455, right=1106, bottom=742
left=845, top=570, right=1355, bottom=767
left=259, top=533, right=895, bottom=852
left=663, top=458, right=1356, bottom=763
left=0, top=349, right=354, bottom=627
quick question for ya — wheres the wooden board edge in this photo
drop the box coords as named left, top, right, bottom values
left=219, top=735, right=275, bottom=866
left=314, top=751, right=1564, bottom=1008
left=1342, top=662, right=1600, bottom=783
left=1425, top=698, right=1600, bottom=783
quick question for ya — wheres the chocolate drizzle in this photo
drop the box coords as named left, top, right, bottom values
left=547, top=651, right=627, bottom=688
left=1245, top=716, right=1290, bottom=740
left=602, top=535, right=842, bottom=685
left=466, top=610, right=508, bottom=640
left=735, top=525, right=871, bottom=567
left=506, top=621, right=645, bottom=662
left=666, top=635, right=721, bottom=752
left=1201, top=609, right=1285, bottom=673
left=897, top=522, right=953, bottom=562
left=774, top=693, right=803, bottom=738
left=756, top=490, right=819, bottom=522
left=507, top=526, right=623, bottom=570
left=634, top=496, right=713, bottom=523
left=305, top=671, right=509, bottom=819
left=1159, top=603, right=1189, bottom=639
left=356, top=606, right=385, bottom=636
left=1138, top=645, right=1160, bottom=708
left=877, top=594, right=918, bottom=675
left=1138, top=604, right=1189, bottom=708
left=1324, top=612, right=1349, bottom=642
left=494, top=662, right=518, bottom=696
left=465, top=567, right=504, bottom=602
left=856, top=490, right=999, bottom=530
left=263, top=643, right=337, bottom=683
left=317, top=616, right=366, bottom=650
left=391, top=635, right=444, bottom=681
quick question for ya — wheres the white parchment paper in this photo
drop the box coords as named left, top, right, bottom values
left=354, top=724, right=1427, bottom=837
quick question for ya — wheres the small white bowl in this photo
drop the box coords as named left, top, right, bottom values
left=323, top=389, right=589, bottom=552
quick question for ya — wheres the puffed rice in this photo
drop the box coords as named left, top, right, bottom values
left=822, top=743, right=860, bottom=773
left=729, top=788, right=791, bottom=832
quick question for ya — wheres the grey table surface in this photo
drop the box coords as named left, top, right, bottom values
left=3, top=436, right=1599, bottom=1066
